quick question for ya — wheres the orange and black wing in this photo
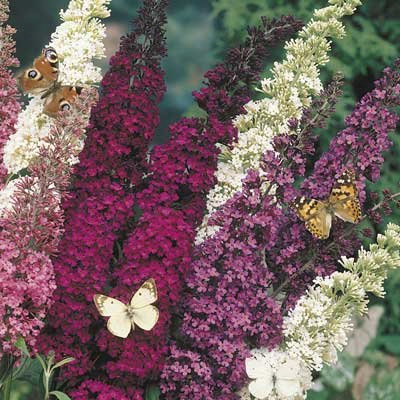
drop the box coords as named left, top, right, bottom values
left=329, top=169, right=362, bottom=223
left=17, top=47, right=59, bottom=95
left=43, top=86, right=81, bottom=117
left=292, top=197, right=332, bottom=239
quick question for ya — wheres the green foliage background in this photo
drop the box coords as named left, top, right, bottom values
left=5, top=0, right=400, bottom=399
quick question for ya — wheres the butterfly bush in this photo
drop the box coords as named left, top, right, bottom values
left=160, top=70, right=347, bottom=400
left=0, top=89, right=98, bottom=353
left=270, top=60, right=400, bottom=308
left=73, top=380, right=142, bottom=400
left=3, top=0, right=399, bottom=398
left=242, top=222, right=400, bottom=400
left=161, top=172, right=287, bottom=399
left=0, top=0, right=103, bottom=354
left=92, top=15, right=303, bottom=394
left=2, top=0, right=110, bottom=174
left=302, top=60, right=400, bottom=198
left=39, top=0, right=168, bottom=390
left=161, top=50, right=400, bottom=400
left=0, top=0, right=21, bottom=187
left=158, top=94, right=324, bottom=398
left=197, top=0, right=362, bottom=243
left=209, top=60, right=400, bottom=314
left=234, top=61, right=400, bottom=399
left=51, top=0, right=111, bottom=86
left=40, top=7, right=302, bottom=395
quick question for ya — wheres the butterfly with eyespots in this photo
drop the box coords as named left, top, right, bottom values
left=93, top=279, right=159, bottom=339
left=292, top=169, right=362, bottom=239
left=17, top=47, right=81, bottom=118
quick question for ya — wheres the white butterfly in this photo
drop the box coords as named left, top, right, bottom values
left=93, top=278, right=159, bottom=338
left=246, top=356, right=303, bottom=399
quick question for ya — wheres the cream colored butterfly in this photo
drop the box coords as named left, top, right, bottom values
left=246, top=356, right=304, bottom=399
left=93, top=278, right=159, bottom=338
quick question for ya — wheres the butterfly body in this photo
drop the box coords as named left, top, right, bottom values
left=292, top=170, right=361, bottom=239
left=17, top=47, right=80, bottom=117
left=93, top=279, right=159, bottom=339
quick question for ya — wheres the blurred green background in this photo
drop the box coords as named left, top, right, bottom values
left=6, top=0, right=400, bottom=399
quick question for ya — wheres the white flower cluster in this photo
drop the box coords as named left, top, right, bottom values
left=51, top=0, right=110, bottom=86
left=3, top=98, right=52, bottom=172
left=243, top=223, right=400, bottom=399
left=283, top=272, right=357, bottom=371
left=0, top=178, right=20, bottom=217
left=196, top=0, right=362, bottom=243
left=243, top=349, right=312, bottom=400
left=3, top=0, right=110, bottom=174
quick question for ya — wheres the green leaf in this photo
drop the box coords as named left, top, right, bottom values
left=374, top=335, right=400, bottom=355
left=49, top=390, right=72, bottom=400
left=13, top=358, right=42, bottom=384
left=35, top=354, right=47, bottom=372
left=51, top=357, right=75, bottom=371
left=307, top=389, right=330, bottom=400
left=14, top=337, right=30, bottom=357
left=363, top=368, right=400, bottom=400
left=145, top=384, right=161, bottom=400
left=0, top=354, right=15, bottom=386
left=362, top=349, right=388, bottom=368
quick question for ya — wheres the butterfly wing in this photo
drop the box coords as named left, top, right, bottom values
left=246, top=358, right=274, bottom=398
left=292, top=197, right=332, bottom=239
left=130, top=279, right=158, bottom=309
left=248, top=378, right=274, bottom=399
left=246, top=357, right=269, bottom=380
left=94, top=294, right=132, bottom=338
left=275, top=359, right=302, bottom=397
left=107, top=313, right=132, bottom=338
left=17, top=47, right=59, bottom=95
left=132, top=305, right=159, bottom=331
left=329, top=169, right=361, bottom=223
left=93, top=294, right=127, bottom=317
left=43, top=86, right=81, bottom=117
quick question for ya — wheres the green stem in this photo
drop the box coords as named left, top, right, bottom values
left=44, top=371, right=50, bottom=400
left=3, top=373, right=12, bottom=400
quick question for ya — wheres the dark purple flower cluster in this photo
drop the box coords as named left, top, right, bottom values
left=38, top=0, right=168, bottom=387
left=161, top=171, right=285, bottom=399
left=253, top=62, right=400, bottom=308
left=302, top=60, right=400, bottom=200
left=72, top=380, right=142, bottom=400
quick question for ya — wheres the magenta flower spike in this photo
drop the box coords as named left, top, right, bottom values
left=39, top=0, right=169, bottom=388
